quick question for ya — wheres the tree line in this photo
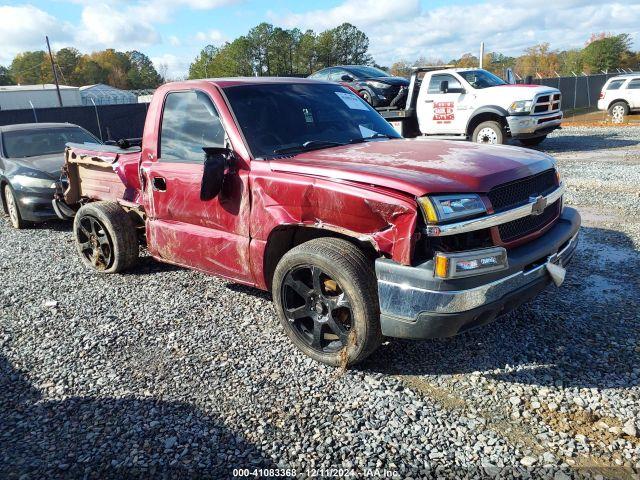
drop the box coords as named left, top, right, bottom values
left=0, top=48, right=162, bottom=89
left=188, top=22, right=372, bottom=78
left=390, top=33, right=639, bottom=79
left=0, top=28, right=637, bottom=90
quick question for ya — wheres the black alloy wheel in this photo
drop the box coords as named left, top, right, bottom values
left=76, top=215, right=114, bottom=270
left=281, top=264, right=354, bottom=354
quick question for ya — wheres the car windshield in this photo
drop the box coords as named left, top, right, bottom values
left=2, top=127, right=99, bottom=158
left=347, top=66, right=391, bottom=79
left=224, top=83, right=401, bottom=158
left=458, top=70, right=507, bottom=89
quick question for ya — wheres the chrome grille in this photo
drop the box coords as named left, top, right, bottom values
left=533, top=92, right=562, bottom=114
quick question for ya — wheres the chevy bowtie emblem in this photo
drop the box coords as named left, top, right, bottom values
left=530, top=195, right=547, bottom=216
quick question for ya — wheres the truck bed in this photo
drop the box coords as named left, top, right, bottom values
left=63, top=143, right=143, bottom=208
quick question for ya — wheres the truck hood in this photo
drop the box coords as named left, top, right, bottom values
left=478, top=84, right=560, bottom=103
left=268, top=139, right=555, bottom=197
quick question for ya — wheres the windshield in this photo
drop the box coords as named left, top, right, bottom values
left=458, top=70, right=507, bottom=89
left=2, top=127, right=99, bottom=158
left=347, top=66, right=391, bottom=79
left=224, top=83, right=401, bottom=158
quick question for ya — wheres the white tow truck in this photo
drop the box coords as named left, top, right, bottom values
left=378, top=67, right=563, bottom=146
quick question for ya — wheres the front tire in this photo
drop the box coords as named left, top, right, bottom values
left=609, top=101, right=629, bottom=124
left=472, top=120, right=505, bottom=145
left=4, top=184, right=26, bottom=229
left=272, top=238, right=382, bottom=367
left=519, top=135, right=547, bottom=147
left=73, top=201, right=138, bottom=273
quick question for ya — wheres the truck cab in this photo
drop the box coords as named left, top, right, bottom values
left=60, top=78, right=580, bottom=367
left=380, top=67, right=563, bottom=147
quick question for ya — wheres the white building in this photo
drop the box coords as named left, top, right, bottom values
left=0, top=84, right=82, bottom=110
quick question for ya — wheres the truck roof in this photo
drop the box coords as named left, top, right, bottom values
left=168, top=77, right=328, bottom=89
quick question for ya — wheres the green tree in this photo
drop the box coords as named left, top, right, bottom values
left=582, top=33, right=633, bottom=73
left=189, top=45, right=220, bottom=79
left=55, top=47, right=81, bottom=85
left=74, top=58, right=108, bottom=85
left=558, top=49, right=583, bottom=76
left=331, top=23, right=372, bottom=65
left=126, top=50, right=162, bottom=88
left=9, top=51, right=52, bottom=84
left=515, top=43, right=559, bottom=77
left=0, top=66, right=14, bottom=85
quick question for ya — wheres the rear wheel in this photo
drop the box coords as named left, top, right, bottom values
left=4, top=184, right=26, bottom=229
left=359, top=90, right=373, bottom=105
left=73, top=201, right=138, bottom=273
left=472, top=120, right=504, bottom=145
left=272, top=238, right=382, bottom=367
left=609, top=101, right=629, bottom=124
left=519, top=135, right=547, bottom=147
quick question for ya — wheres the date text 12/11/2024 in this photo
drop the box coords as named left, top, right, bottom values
left=232, top=468, right=400, bottom=477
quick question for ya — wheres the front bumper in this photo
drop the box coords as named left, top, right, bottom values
left=507, top=112, right=563, bottom=138
left=10, top=185, right=59, bottom=222
left=375, top=207, right=581, bottom=339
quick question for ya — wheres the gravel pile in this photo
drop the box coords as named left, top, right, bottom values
left=1, top=127, right=639, bottom=479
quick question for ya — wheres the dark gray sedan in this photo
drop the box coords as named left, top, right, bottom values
left=0, top=123, right=100, bottom=228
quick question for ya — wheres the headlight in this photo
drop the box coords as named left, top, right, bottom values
left=367, top=81, right=390, bottom=89
left=418, top=194, right=486, bottom=223
left=12, top=175, right=56, bottom=189
left=508, top=100, right=533, bottom=114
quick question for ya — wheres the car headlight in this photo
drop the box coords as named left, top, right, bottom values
left=418, top=194, right=486, bottom=223
left=367, top=81, right=391, bottom=89
left=12, top=175, right=56, bottom=189
left=508, top=100, right=533, bottom=114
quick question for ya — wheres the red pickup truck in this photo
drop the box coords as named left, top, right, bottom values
left=59, top=78, right=580, bottom=367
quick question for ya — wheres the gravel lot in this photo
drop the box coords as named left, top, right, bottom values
left=1, top=126, right=639, bottom=479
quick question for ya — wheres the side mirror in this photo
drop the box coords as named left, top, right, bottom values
left=439, top=80, right=449, bottom=93
left=341, top=74, right=354, bottom=82
left=201, top=146, right=230, bottom=201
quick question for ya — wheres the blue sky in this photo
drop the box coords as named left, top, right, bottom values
left=1, top=0, right=639, bottom=78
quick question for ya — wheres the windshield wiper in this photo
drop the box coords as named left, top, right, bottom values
left=273, top=140, right=347, bottom=155
left=350, top=133, right=398, bottom=144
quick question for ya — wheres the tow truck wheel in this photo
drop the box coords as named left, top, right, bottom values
left=3, top=184, right=26, bottom=229
left=609, top=101, right=629, bottom=124
left=73, top=201, right=138, bottom=273
left=519, top=135, right=547, bottom=147
left=359, top=90, right=373, bottom=105
left=272, top=237, right=382, bottom=367
left=472, top=121, right=504, bottom=145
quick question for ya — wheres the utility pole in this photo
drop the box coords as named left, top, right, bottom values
left=45, top=35, right=63, bottom=107
left=479, top=42, right=485, bottom=69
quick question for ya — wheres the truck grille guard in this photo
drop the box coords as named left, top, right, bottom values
left=423, top=183, right=565, bottom=237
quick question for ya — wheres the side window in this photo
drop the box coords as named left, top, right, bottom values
left=626, top=79, right=640, bottom=89
left=329, top=69, right=348, bottom=82
left=159, top=90, right=225, bottom=163
left=607, top=80, right=625, bottom=90
left=427, top=74, right=462, bottom=94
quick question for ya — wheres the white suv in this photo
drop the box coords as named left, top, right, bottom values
left=597, top=74, right=640, bottom=123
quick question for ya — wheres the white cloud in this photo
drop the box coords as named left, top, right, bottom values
left=76, top=3, right=159, bottom=49
left=271, top=0, right=640, bottom=66
left=273, top=0, right=420, bottom=31
left=151, top=53, right=190, bottom=80
left=168, top=35, right=182, bottom=47
left=0, top=5, right=73, bottom=65
left=195, top=30, right=226, bottom=45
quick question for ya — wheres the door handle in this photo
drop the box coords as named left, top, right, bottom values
left=424, top=99, right=434, bottom=103
left=152, top=176, right=167, bottom=192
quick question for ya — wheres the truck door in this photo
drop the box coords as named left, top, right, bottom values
left=141, top=89, right=252, bottom=283
left=417, top=73, right=469, bottom=135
